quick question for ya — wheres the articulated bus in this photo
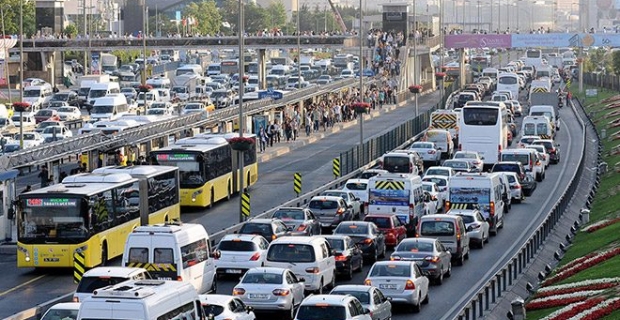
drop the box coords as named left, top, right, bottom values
left=459, top=102, right=509, bottom=169
left=16, top=166, right=181, bottom=268
left=150, top=133, right=258, bottom=207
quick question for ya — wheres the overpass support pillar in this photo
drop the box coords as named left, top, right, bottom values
left=258, top=49, right=267, bottom=90
left=459, top=49, right=466, bottom=89
left=0, top=170, right=18, bottom=243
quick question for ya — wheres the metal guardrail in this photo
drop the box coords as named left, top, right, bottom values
left=450, top=95, right=588, bottom=320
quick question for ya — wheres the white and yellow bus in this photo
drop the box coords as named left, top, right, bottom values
left=150, top=133, right=258, bottom=207
left=16, top=166, right=181, bottom=268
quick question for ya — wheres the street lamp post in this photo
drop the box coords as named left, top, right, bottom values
left=19, top=0, right=24, bottom=149
left=238, top=0, right=246, bottom=223
left=141, top=6, right=148, bottom=86
left=358, top=0, right=363, bottom=147
left=1, top=6, right=11, bottom=105
left=413, top=3, right=418, bottom=116
left=570, top=2, right=578, bottom=32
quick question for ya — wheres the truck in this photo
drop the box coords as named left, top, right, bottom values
left=100, top=53, right=118, bottom=75
left=171, top=73, right=200, bottom=101
left=529, top=92, right=559, bottom=110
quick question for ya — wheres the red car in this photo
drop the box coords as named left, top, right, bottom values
left=34, top=109, right=60, bottom=124
left=363, top=214, right=407, bottom=248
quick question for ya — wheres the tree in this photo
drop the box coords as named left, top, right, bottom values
left=148, top=14, right=178, bottom=36
left=0, top=0, right=35, bottom=36
left=264, top=1, right=287, bottom=30
left=64, top=24, right=78, bottom=38
left=612, top=51, right=620, bottom=75
left=183, top=1, right=222, bottom=36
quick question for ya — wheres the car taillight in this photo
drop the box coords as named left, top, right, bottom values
left=297, top=224, right=307, bottom=232
left=73, top=297, right=79, bottom=302
left=469, top=223, right=481, bottom=230
left=529, top=160, right=533, bottom=168
left=362, top=238, right=373, bottom=244
left=424, top=256, right=440, bottom=263
left=378, top=160, right=383, bottom=168
left=249, top=252, right=261, bottom=261
left=456, top=224, right=461, bottom=240
left=335, top=254, right=347, bottom=261
left=306, top=267, right=320, bottom=274
left=409, top=162, right=414, bottom=173
left=272, top=289, right=290, bottom=296
left=272, top=234, right=277, bottom=241
left=458, top=144, right=462, bottom=151
left=336, top=208, right=345, bottom=215
left=428, top=150, right=436, bottom=154
left=391, top=255, right=401, bottom=261
left=233, top=288, right=246, bottom=296
left=510, top=184, right=521, bottom=189
left=490, top=201, right=495, bottom=216
left=364, top=279, right=372, bottom=286
left=473, top=161, right=481, bottom=165
left=177, top=276, right=183, bottom=281
left=498, top=144, right=502, bottom=153
left=549, top=149, right=556, bottom=154
left=405, top=280, right=416, bottom=290
left=445, top=201, right=451, bottom=212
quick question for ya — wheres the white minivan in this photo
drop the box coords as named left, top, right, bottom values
left=122, top=223, right=219, bottom=294
left=23, top=83, right=53, bottom=110
left=91, top=94, right=129, bottom=122
left=529, top=105, right=560, bottom=131
left=87, top=82, right=121, bottom=107
left=265, top=236, right=336, bottom=294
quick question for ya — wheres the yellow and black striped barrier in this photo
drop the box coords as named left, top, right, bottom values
left=241, top=192, right=250, bottom=218
left=125, top=262, right=177, bottom=272
left=294, top=172, right=302, bottom=196
left=531, top=87, right=549, bottom=93
left=374, top=180, right=405, bottom=190
left=333, top=158, right=340, bottom=179
left=73, top=251, right=86, bottom=284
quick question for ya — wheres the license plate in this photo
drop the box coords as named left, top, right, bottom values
left=379, top=284, right=397, bottom=290
left=249, top=294, right=269, bottom=299
left=226, top=269, right=243, bottom=274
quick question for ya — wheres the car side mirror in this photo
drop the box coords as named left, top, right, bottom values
left=298, top=277, right=306, bottom=282
left=245, top=306, right=254, bottom=313
left=331, top=249, right=338, bottom=256
left=209, top=250, right=221, bottom=259
left=347, top=204, right=353, bottom=209
left=467, top=225, right=473, bottom=232
left=364, top=308, right=371, bottom=315
left=386, top=296, right=393, bottom=302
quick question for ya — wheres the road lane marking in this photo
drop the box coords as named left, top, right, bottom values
left=0, top=275, right=46, bottom=297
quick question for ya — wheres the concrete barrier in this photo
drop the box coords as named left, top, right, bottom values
left=3, top=292, right=73, bottom=320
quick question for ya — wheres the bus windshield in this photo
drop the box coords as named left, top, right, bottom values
left=19, top=197, right=88, bottom=244
left=154, top=153, right=204, bottom=188
left=462, top=108, right=499, bottom=126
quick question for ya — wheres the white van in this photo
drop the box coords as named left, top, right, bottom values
left=77, top=279, right=203, bottom=320
left=521, top=115, right=554, bottom=139
left=265, top=236, right=336, bottom=293
left=417, top=214, right=470, bottom=265
left=146, top=76, right=171, bottom=89
left=379, top=150, right=423, bottom=175
left=176, top=64, right=203, bottom=77
left=91, top=94, right=129, bottom=122
left=206, top=63, right=222, bottom=76
left=23, top=83, right=53, bottom=110
left=529, top=105, right=560, bottom=131
left=500, top=148, right=544, bottom=182
left=447, top=172, right=506, bottom=235
left=73, top=267, right=152, bottom=302
left=122, top=223, right=218, bottom=294
left=422, top=129, right=454, bottom=159
left=87, top=82, right=121, bottom=107
left=367, top=172, right=425, bottom=236
left=137, top=90, right=161, bottom=110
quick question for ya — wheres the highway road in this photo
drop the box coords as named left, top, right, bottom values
left=0, top=71, right=584, bottom=320
left=0, top=89, right=442, bottom=318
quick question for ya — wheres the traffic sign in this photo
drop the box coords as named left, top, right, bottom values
left=258, top=88, right=284, bottom=100
left=333, top=158, right=340, bottom=179
left=241, top=192, right=250, bottom=218
left=294, top=172, right=302, bottom=196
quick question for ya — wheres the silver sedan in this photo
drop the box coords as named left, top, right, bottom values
left=330, top=285, right=392, bottom=320
left=233, top=267, right=305, bottom=319
left=447, top=209, right=490, bottom=249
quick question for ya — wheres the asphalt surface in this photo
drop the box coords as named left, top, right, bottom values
left=0, top=89, right=442, bottom=318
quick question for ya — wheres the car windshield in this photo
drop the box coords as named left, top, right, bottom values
left=242, top=272, right=283, bottom=284
left=272, top=210, right=304, bottom=220
left=185, top=104, right=201, bottom=110
left=37, top=110, right=53, bottom=116
left=41, top=308, right=78, bottom=320
left=51, top=94, right=69, bottom=101
left=397, top=241, right=434, bottom=254
left=425, top=169, right=449, bottom=176
left=147, top=109, right=165, bottom=115
left=212, top=91, right=228, bottom=99
left=3, top=144, right=19, bottom=152
left=58, top=107, right=74, bottom=113
left=201, top=304, right=224, bottom=317
left=267, top=244, right=315, bottom=263
left=364, top=216, right=391, bottom=228
left=331, top=290, right=370, bottom=304
left=345, top=182, right=367, bottom=190
left=457, top=214, right=475, bottom=224
left=423, top=177, right=447, bottom=187
left=43, top=127, right=62, bottom=134
left=296, top=306, right=346, bottom=320
left=334, top=224, right=368, bottom=235
left=369, top=264, right=411, bottom=277
left=455, top=153, right=477, bottom=159
left=218, top=240, right=256, bottom=251
left=308, top=200, right=338, bottom=210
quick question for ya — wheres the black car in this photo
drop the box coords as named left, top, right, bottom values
left=323, top=235, right=364, bottom=280
left=50, top=90, right=80, bottom=108
left=491, top=161, right=537, bottom=196
left=237, top=218, right=290, bottom=242
left=333, top=221, right=386, bottom=263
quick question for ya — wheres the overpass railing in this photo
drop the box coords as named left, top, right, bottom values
left=0, top=79, right=359, bottom=171
left=448, top=93, right=588, bottom=319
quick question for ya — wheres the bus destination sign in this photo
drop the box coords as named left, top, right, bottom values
left=156, top=153, right=196, bottom=161
left=26, top=198, right=78, bottom=207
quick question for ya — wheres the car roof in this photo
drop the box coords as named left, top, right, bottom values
left=82, top=266, right=148, bottom=277
left=198, top=294, right=235, bottom=305
left=345, top=178, right=369, bottom=184
left=331, top=284, right=373, bottom=293
left=310, top=195, right=343, bottom=201
left=275, top=207, right=306, bottom=211
left=220, top=234, right=265, bottom=242
left=399, top=237, right=436, bottom=244
left=246, top=218, right=278, bottom=224
left=46, top=302, right=81, bottom=311
left=270, top=235, right=325, bottom=245
left=245, top=267, right=287, bottom=274
left=447, top=209, right=479, bottom=216
left=322, top=234, right=352, bottom=240
left=301, top=294, right=355, bottom=305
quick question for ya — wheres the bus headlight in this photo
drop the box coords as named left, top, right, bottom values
left=17, top=246, right=30, bottom=262
left=192, top=190, right=203, bottom=202
left=75, top=245, right=88, bottom=253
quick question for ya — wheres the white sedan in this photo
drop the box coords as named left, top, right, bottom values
left=57, top=106, right=82, bottom=121
left=41, top=126, right=73, bottom=140
left=447, top=209, right=490, bottom=249
left=199, top=294, right=256, bottom=320
left=409, top=142, right=441, bottom=165
left=215, top=234, right=269, bottom=277
left=365, top=261, right=430, bottom=313
left=422, top=181, right=443, bottom=213
left=14, top=131, right=44, bottom=148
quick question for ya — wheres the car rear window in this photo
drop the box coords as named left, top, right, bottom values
left=364, top=216, right=391, bottom=228
left=501, top=154, right=529, bottom=165
left=492, top=164, right=520, bottom=174
left=273, top=210, right=305, bottom=220
left=382, top=156, right=410, bottom=173
left=507, top=175, right=517, bottom=183
left=334, top=224, right=369, bottom=235
left=76, top=276, right=132, bottom=293
left=242, top=272, right=283, bottom=284
left=457, top=214, right=475, bottom=224
left=201, top=304, right=224, bottom=316
left=331, top=290, right=370, bottom=304
left=325, top=238, right=344, bottom=251
left=423, top=177, right=447, bottom=187
left=420, top=221, right=455, bottom=236
left=397, top=241, right=434, bottom=253
left=345, top=182, right=368, bottom=190
left=239, top=223, right=272, bottom=237
left=267, top=244, right=315, bottom=263
left=309, top=200, right=339, bottom=210
left=296, top=305, right=346, bottom=320
left=369, top=264, right=411, bottom=277
left=218, top=240, right=256, bottom=252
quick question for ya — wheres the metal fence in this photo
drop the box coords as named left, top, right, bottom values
left=452, top=97, right=589, bottom=319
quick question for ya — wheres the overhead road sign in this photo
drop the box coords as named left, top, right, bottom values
left=445, top=33, right=620, bottom=49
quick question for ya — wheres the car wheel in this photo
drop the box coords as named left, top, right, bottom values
left=316, top=279, right=324, bottom=294
left=434, top=271, right=444, bottom=285
left=479, top=236, right=484, bottom=249
left=464, top=250, right=470, bottom=260
left=411, top=295, right=421, bottom=313
left=536, top=173, right=543, bottom=182
left=445, top=262, right=452, bottom=278
left=422, top=292, right=429, bottom=305
left=456, top=253, right=464, bottom=266
left=210, top=276, right=217, bottom=293
left=379, top=243, right=386, bottom=258
left=355, top=257, right=364, bottom=272
left=346, top=263, right=353, bottom=280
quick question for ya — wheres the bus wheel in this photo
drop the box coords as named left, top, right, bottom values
left=226, top=183, right=231, bottom=201
left=101, top=243, right=108, bottom=266
left=209, top=189, right=215, bottom=209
